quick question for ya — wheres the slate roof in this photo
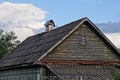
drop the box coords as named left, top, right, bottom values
left=47, top=64, right=120, bottom=79
left=0, top=17, right=119, bottom=69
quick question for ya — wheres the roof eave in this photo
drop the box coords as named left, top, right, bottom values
left=86, top=18, right=120, bottom=56
left=35, top=17, right=120, bottom=64
left=35, top=18, right=87, bottom=63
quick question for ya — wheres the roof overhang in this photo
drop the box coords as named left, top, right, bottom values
left=36, top=17, right=120, bottom=63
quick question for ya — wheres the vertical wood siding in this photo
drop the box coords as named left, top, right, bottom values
left=0, top=68, right=37, bottom=80
left=0, top=67, right=48, bottom=80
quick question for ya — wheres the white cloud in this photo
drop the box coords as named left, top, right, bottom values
left=96, top=22, right=120, bottom=33
left=0, top=2, right=119, bottom=48
left=96, top=22, right=120, bottom=48
left=0, top=2, right=46, bottom=41
left=105, top=33, right=120, bottom=48
left=12, top=27, right=34, bottom=40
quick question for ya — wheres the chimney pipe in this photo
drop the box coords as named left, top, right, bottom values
left=44, top=20, right=55, bottom=32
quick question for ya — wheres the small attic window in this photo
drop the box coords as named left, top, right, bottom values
left=81, top=35, right=86, bottom=44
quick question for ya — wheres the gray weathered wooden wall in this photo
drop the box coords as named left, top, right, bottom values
left=44, top=23, right=119, bottom=61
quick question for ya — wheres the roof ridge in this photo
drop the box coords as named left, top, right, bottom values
left=28, top=17, right=87, bottom=39
left=0, top=17, right=119, bottom=69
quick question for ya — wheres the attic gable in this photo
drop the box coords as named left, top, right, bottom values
left=41, top=21, right=120, bottom=64
left=38, top=18, right=120, bottom=62
left=0, top=17, right=119, bottom=69
left=42, top=22, right=120, bottom=64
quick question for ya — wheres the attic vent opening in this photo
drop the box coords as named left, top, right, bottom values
left=81, top=35, right=86, bottom=44
left=44, top=20, right=55, bottom=32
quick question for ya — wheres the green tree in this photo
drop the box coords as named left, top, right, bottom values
left=111, top=69, right=120, bottom=80
left=0, top=29, right=20, bottom=59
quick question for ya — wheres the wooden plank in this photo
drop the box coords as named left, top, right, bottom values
left=43, top=23, right=119, bottom=62
left=39, top=59, right=120, bottom=66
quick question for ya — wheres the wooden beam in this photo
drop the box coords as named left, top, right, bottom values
left=37, top=59, right=120, bottom=66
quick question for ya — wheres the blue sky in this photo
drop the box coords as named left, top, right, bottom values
left=0, top=0, right=120, bottom=25
left=0, top=0, right=120, bottom=47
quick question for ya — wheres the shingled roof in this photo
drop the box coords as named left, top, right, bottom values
left=0, top=17, right=119, bottom=69
left=47, top=64, right=120, bottom=79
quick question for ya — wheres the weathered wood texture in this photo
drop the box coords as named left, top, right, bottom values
left=43, top=23, right=119, bottom=61
left=47, top=64, right=120, bottom=79
left=0, top=67, right=38, bottom=80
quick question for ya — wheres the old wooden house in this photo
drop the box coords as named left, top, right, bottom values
left=0, top=17, right=120, bottom=80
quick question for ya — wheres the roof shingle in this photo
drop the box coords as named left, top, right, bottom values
left=0, top=18, right=85, bottom=68
left=47, top=64, right=120, bottom=79
left=0, top=17, right=119, bottom=69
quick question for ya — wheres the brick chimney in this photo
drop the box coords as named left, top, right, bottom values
left=44, top=20, right=55, bottom=32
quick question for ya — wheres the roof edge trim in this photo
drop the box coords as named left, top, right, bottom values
left=86, top=18, right=120, bottom=55
left=36, top=18, right=87, bottom=62
left=36, top=17, right=120, bottom=64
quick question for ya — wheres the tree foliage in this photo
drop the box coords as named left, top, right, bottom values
left=0, top=29, right=20, bottom=59
left=111, top=69, right=120, bottom=80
